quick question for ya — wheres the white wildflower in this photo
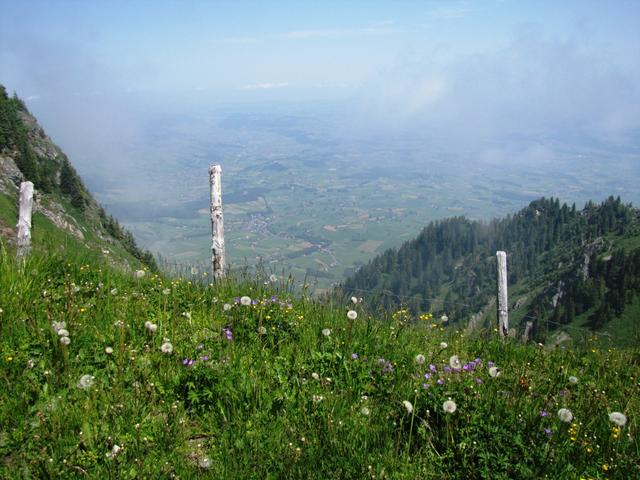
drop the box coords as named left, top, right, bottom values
left=489, top=366, right=501, bottom=378
left=240, top=296, right=252, bottom=306
left=110, top=288, right=118, bottom=295
left=568, top=376, right=578, bottom=384
left=557, top=408, right=573, bottom=423
left=402, top=400, right=413, bottom=414
left=77, top=374, right=94, bottom=389
left=182, top=311, right=191, bottom=320
left=609, top=412, right=627, bottom=427
left=322, top=328, right=331, bottom=337
left=441, top=315, right=449, bottom=323
left=106, top=444, right=121, bottom=459
left=347, top=310, right=358, bottom=320
left=162, top=288, right=171, bottom=295
left=443, top=399, right=457, bottom=414
left=360, top=406, right=370, bottom=416
left=105, top=347, right=114, bottom=355
left=223, top=303, right=231, bottom=311
left=269, top=274, right=278, bottom=283
left=198, top=457, right=212, bottom=469
left=144, top=321, right=158, bottom=333
left=312, top=395, right=324, bottom=403
left=135, top=270, right=145, bottom=279
left=449, top=355, right=461, bottom=369
left=52, top=321, right=66, bottom=333
left=161, top=342, right=173, bottom=354
left=415, top=354, right=426, bottom=365
left=113, top=320, right=124, bottom=328
left=57, top=329, right=69, bottom=337
left=60, top=336, right=71, bottom=346
left=257, top=326, right=267, bottom=335
left=351, top=296, right=358, bottom=304
left=311, top=372, right=320, bottom=381
left=439, top=342, right=448, bottom=349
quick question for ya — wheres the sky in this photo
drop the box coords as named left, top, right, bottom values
left=1, top=0, right=639, bottom=168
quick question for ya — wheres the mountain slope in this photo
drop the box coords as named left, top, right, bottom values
left=339, top=197, right=640, bottom=345
left=0, top=85, right=156, bottom=270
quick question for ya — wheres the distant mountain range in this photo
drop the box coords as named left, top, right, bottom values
left=0, top=85, right=156, bottom=270
left=340, top=196, right=640, bottom=346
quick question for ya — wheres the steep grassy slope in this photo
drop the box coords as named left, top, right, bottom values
left=0, top=85, right=155, bottom=271
left=0, top=247, right=637, bottom=478
left=340, top=197, right=640, bottom=345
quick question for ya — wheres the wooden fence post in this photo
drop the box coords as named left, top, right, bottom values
left=209, top=164, right=226, bottom=280
left=496, top=251, right=508, bottom=337
left=16, top=181, right=34, bottom=260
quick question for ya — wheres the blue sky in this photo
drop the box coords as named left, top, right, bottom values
left=1, top=0, right=639, bottom=157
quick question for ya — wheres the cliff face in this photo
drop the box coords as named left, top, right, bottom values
left=0, top=85, right=156, bottom=270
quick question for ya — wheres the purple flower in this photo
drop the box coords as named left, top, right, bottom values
left=429, top=364, right=437, bottom=372
left=351, top=353, right=359, bottom=360
left=424, top=373, right=431, bottom=380
left=437, top=379, right=445, bottom=385
left=422, top=383, right=431, bottom=389
left=443, top=366, right=452, bottom=374
left=475, top=378, right=483, bottom=384
left=201, top=355, right=209, bottom=361
left=559, top=389, right=568, bottom=397
left=182, top=358, right=189, bottom=365
left=224, top=328, right=233, bottom=341
left=188, top=359, right=194, bottom=366
left=475, top=358, right=482, bottom=364
left=539, top=410, right=549, bottom=417
left=544, top=428, right=553, bottom=436
left=463, top=364, right=472, bottom=372
left=488, top=361, right=495, bottom=368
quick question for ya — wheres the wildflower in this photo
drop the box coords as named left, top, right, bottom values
left=351, top=296, right=358, bottom=304
left=110, top=288, right=118, bottom=295
left=539, top=410, right=549, bottom=417
left=52, top=321, right=66, bottom=333
left=361, top=406, right=370, bottom=416
left=198, top=457, right=212, bottom=469
left=609, top=412, right=627, bottom=427
left=224, top=328, right=233, bottom=341
left=240, top=296, right=252, bottom=306
left=311, top=372, right=320, bottom=381
left=57, top=329, right=69, bottom=337
left=544, top=428, right=554, bottom=436
left=162, top=288, right=171, bottom=295
left=144, top=321, right=158, bottom=333
left=449, top=355, right=461, bottom=369
left=347, top=310, right=358, bottom=320
left=60, top=336, right=71, bottom=346
left=429, top=364, right=437, bottom=372
left=351, top=353, right=359, bottom=360
left=475, top=378, right=483, bottom=384
left=106, top=444, right=122, bottom=459
left=415, top=354, right=426, bottom=365
left=182, top=312, right=192, bottom=320
left=568, top=376, right=578, bottom=384
left=113, top=320, right=124, bottom=328
left=489, top=366, right=501, bottom=378
left=135, top=270, right=145, bottom=279
left=439, top=342, right=448, bottom=349
left=161, top=342, right=173, bottom=354
left=437, top=378, right=445, bottom=385
left=312, top=395, right=324, bottom=403
left=105, top=347, right=114, bottom=355
left=441, top=314, right=449, bottom=323
left=257, top=326, right=267, bottom=335
left=269, top=274, right=278, bottom=283
left=77, top=374, right=95, bottom=389
left=402, top=400, right=413, bottom=414
left=443, top=399, right=457, bottom=414
left=322, top=328, right=331, bottom=337
left=557, top=408, right=573, bottom=423
left=223, top=303, right=231, bottom=311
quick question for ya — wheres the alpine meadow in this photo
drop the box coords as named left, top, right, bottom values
left=1, top=1, right=639, bottom=479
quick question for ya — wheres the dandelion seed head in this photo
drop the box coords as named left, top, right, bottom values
left=439, top=342, right=448, bottom=349
left=322, top=328, right=331, bottom=337
left=240, top=296, right=252, bottom=306
left=558, top=408, right=573, bottom=423
left=568, top=376, right=578, bottom=384
left=77, top=374, right=94, bottom=389
left=105, top=347, right=113, bottom=355
left=52, top=321, right=66, bottom=333
left=402, top=400, right=413, bottom=414
left=351, top=296, right=358, bottom=304
left=609, top=412, right=627, bottom=427
left=257, top=326, right=267, bottom=335
left=347, top=310, right=358, bottom=320
left=415, top=354, right=426, bottom=365
left=449, top=355, right=461, bottom=369
left=223, top=303, right=231, bottom=311
left=135, top=270, right=145, bottom=279
left=443, top=399, right=457, bottom=414
left=489, top=366, right=501, bottom=378
left=60, top=336, right=70, bottom=345
left=361, top=406, right=370, bottom=416
left=57, top=329, right=69, bottom=337
left=161, top=342, right=173, bottom=354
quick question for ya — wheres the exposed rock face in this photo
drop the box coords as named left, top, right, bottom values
left=0, top=155, right=23, bottom=195
left=35, top=196, right=85, bottom=240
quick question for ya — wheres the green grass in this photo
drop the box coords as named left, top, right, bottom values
left=0, top=242, right=638, bottom=479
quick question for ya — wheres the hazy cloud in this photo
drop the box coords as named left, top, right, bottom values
left=243, top=82, right=290, bottom=90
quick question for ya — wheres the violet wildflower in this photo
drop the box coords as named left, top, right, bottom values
left=224, top=328, right=233, bottom=341
left=540, top=410, right=549, bottom=417
left=544, top=428, right=553, bottom=436
left=351, top=353, right=359, bottom=360
left=437, top=378, right=445, bottom=385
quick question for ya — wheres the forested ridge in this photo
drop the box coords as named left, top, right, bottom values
left=340, top=196, right=640, bottom=341
left=0, top=85, right=156, bottom=270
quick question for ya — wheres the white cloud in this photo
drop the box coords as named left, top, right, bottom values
left=242, top=82, right=289, bottom=90
left=281, top=25, right=397, bottom=40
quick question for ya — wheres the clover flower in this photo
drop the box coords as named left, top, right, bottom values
left=347, top=310, right=358, bottom=320
left=558, top=408, right=573, bottom=423
left=311, top=372, right=320, bottom=381
left=161, top=342, right=173, bottom=354
left=77, top=374, right=95, bottom=389
left=441, top=315, right=449, bottom=323
left=198, top=457, right=212, bottom=469
left=609, top=412, right=627, bottom=427
left=443, top=399, right=457, bottom=414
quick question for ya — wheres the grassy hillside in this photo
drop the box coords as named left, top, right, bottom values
left=1, top=243, right=637, bottom=479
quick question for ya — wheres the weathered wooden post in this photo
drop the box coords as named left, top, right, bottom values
left=209, top=164, right=226, bottom=280
left=16, top=181, right=34, bottom=260
left=496, top=251, right=508, bottom=337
